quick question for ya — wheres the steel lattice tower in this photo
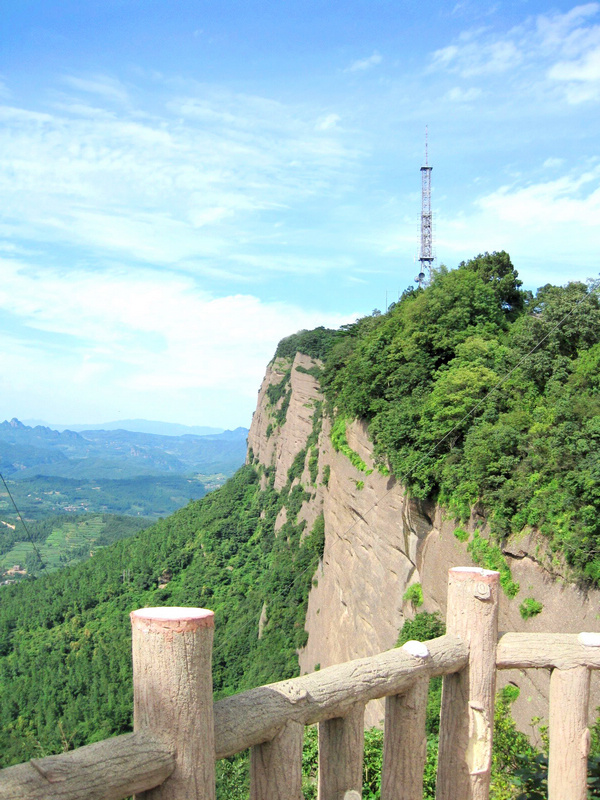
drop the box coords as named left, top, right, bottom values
left=415, top=128, right=434, bottom=288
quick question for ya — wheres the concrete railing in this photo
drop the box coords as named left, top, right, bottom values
left=1, top=566, right=599, bottom=800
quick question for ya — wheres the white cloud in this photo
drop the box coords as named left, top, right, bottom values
left=0, top=76, right=360, bottom=274
left=431, top=3, right=600, bottom=103
left=316, top=113, right=341, bottom=131
left=0, top=259, right=353, bottom=425
left=435, top=166, right=600, bottom=288
left=445, top=86, right=483, bottom=102
left=62, top=74, right=130, bottom=105
left=430, top=34, right=522, bottom=77
left=536, top=3, right=600, bottom=53
left=548, top=46, right=600, bottom=102
left=543, top=157, right=565, bottom=169
left=346, top=52, right=382, bottom=73
left=478, top=168, right=600, bottom=227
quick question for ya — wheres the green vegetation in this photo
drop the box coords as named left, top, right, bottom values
left=308, top=448, right=319, bottom=485
left=266, top=368, right=292, bottom=406
left=330, top=416, right=373, bottom=475
left=467, top=530, right=520, bottom=597
left=0, top=474, right=209, bottom=522
left=316, top=254, right=600, bottom=588
left=2, top=252, right=600, bottom=795
left=288, top=448, right=307, bottom=483
left=453, top=527, right=469, bottom=543
left=402, top=582, right=424, bottom=607
left=274, top=327, right=339, bottom=361
left=0, top=465, right=324, bottom=768
left=295, top=364, right=324, bottom=382
left=0, top=514, right=149, bottom=577
left=265, top=367, right=293, bottom=428
left=519, top=597, right=543, bottom=619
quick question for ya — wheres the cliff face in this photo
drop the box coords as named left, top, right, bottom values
left=247, top=352, right=600, bottom=731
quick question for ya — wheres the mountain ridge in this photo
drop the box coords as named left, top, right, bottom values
left=21, top=418, right=228, bottom=437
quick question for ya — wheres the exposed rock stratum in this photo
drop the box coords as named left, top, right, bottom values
left=247, top=352, right=600, bottom=733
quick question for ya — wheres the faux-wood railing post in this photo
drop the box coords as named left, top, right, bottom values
left=318, top=702, right=365, bottom=800
left=381, top=675, right=429, bottom=800
left=130, top=607, right=216, bottom=800
left=250, top=720, right=304, bottom=799
left=548, top=666, right=590, bottom=800
left=436, top=567, right=499, bottom=800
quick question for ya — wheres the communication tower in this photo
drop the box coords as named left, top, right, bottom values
left=415, top=128, right=434, bottom=288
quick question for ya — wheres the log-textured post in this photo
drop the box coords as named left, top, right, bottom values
left=250, top=720, right=304, bottom=800
left=318, top=702, right=365, bottom=800
left=548, top=666, right=590, bottom=800
left=436, top=567, right=499, bottom=800
left=131, top=607, right=216, bottom=800
left=381, top=676, right=429, bottom=800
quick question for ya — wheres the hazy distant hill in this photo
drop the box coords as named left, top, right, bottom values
left=23, top=418, right=225, bottom=437
left=0, top=419, right=248, bottom=478
left=0, top=419, right=248, bottom=522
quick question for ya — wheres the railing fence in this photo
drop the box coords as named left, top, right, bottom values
left=1, top=566, right=599, bottom=800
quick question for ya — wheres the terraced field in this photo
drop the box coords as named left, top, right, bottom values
left=0, top=514, right=149, bottom=577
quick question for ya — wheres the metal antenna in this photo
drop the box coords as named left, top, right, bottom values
left=415, top=126, right=434, bottom=288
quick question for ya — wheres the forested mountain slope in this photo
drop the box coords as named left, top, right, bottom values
left=0, top=252, right=599, bottom=774
left=320, top=254, right=600, bottom=582
left=249, top=252, right=600, bottom=729
left=0, top=465, right=323, bottom=765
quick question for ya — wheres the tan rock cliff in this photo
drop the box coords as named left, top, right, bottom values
left=247, top=352, right=600, bottom=733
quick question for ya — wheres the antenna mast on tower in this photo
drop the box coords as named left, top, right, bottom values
left=415, top=127, right=434, bottom=288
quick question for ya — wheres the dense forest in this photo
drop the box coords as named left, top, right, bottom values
left=279, top=252, right=600, bottom=588
left=0, top=464, right=324, bottom=768
left=0, top=253, right=599, bottom=798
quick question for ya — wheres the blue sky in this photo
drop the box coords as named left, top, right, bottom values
left=1, top=1, right=599, bottom=429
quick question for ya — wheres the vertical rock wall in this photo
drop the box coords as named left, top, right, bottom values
left=247, top=352, right=600, bottom=733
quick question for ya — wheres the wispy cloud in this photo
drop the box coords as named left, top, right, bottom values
left=477, top=167, right=600, bottom=228
left=444, top=86, right=483, bottom=102
left=435, top=165, right=600, bottom=288
left=315, top=113, right=341, bottom=131
left=0, top=259, right=353, bottom=424
left=431, top=34, right=522, bottom=77
left=62, top=74, right=130, bottom=104
left=430, top=3, right=600, bottom=103
left=346, top=52, right=382, bottom=73
left=0, top=75, right=362, bottom=275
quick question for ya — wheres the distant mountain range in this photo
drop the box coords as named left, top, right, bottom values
left=0, top=419, right=248, bottom=479
left=22, top=418, right=226, bottom=437
left=0, top=419, right=249, bottom=520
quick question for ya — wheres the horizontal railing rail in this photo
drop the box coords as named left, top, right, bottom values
left=213, top=631, right=468, bottom=757
left=0, top=732, right=174, bottom=800
left=1, top=567, right=599, bottom=800
left=496, top=631, right=600, bottom=669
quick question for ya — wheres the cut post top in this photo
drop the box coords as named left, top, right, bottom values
left=131, top=607, right=214, bottom=633
left=449, top=567, right=499, bottom=583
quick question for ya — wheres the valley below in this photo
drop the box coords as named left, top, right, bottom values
left=0, top=419, right=248, bottom=579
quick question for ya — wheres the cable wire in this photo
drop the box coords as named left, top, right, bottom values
left=0, top=471, right=47, bottom=573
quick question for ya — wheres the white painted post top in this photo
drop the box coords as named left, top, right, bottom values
left=450, top=567, right=499, bottom=578
left=131, top=607, right=214, bottom=633
left=401, top=640, right=430, bottom=659
left=579, top=632, right=600, bottom=647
